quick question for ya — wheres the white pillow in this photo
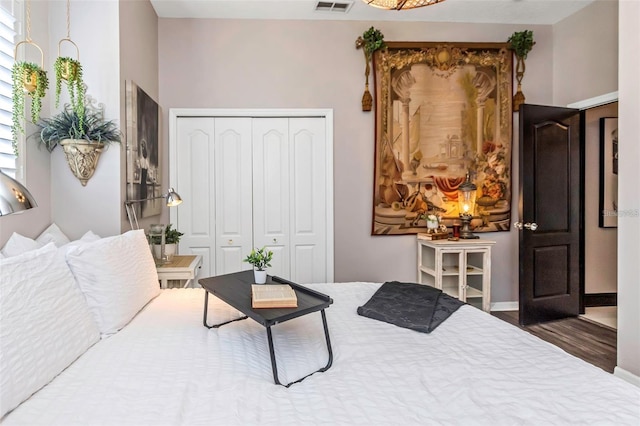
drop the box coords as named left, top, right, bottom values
left=56, top=230, right=103, bottom=257
left=65, top=230, right=160, bottom=336
left=1, top=232, right=42, bottom=257
left=0, top=243, right=100, bottom=417
left=80, top=230, right=101, bottom=242
left=35, top=223, right=71, bottom=247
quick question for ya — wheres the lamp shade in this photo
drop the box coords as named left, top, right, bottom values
left=0, top=171, right=37, bottom=216
left=165, top=188, right=182, bottom=207
left=457, top=174, right=477, bottom=216
left=363, top=0, right=445, bottom=10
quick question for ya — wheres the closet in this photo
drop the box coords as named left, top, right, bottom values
left=170, top=110, right=334, bottom=284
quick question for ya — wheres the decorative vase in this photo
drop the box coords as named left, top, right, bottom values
left=60, top=139, right=104, bottom=186
left=153, top=243, right=177, bottom=263
left=60, top=59, right=78, bottom=81
left=426, top=215, right=440, bottom=233
left=23, top=70, right=38, bottom=94
left=254, top=269, right=267, bottom=284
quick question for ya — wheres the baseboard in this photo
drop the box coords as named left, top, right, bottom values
left=584, top=293, right=617, bottom=307
left=490, top=301, right=518, bottom=312
left=614, top=366, right=640, bottom=388
left=490, top=297, right=617, bottom=311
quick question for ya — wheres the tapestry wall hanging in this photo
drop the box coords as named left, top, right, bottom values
left=371, top=42, right=513, bottom=235
left=125, top=80, right=162, bottom=219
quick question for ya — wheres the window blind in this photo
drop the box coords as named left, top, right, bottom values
left=0, top=5, right=16, bottom=178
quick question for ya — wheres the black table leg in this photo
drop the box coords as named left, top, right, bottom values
left=266, top=308, right=333, bottom=387
left=202, top=291, right=248, bottom=329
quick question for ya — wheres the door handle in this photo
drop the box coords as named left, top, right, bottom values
left=514, top=222, right=538, bottom=231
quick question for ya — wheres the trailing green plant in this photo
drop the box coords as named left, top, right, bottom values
left=362, top=27, right=385, bottom=56
left=507, top=30, right=535, bottom=59
left=243, top=246, right=274, bottom=271
left=38, top=109, right=122, bottom=152
left=11, top=62, right=49, bottom=155
left=54, top=57, right=86, bottom=121
left=150, top=223, right=183, bottom=245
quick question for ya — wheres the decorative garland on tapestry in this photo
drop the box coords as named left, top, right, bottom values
left=370, top=42, right=513, bottom=235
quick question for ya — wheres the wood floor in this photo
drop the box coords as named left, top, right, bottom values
left=491, top=311, right=617, bottom=373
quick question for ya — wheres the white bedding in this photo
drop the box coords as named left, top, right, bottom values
left=3, top=283, right=639, bottom=425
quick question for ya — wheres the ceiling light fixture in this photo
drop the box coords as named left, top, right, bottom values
left=363, top=0, right=445, bottom=10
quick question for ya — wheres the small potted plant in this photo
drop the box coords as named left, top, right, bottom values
left=11, top=61, right=49, bottom=155
left=37, top=108, right=121, bottom=186
left=150, top=223, right=183, bottom=262
left=243, top=246, right=274, bottom=284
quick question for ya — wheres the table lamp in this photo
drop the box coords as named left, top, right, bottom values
left=124, top=188, right=182, bottom=230
left=457, top=174, right=479, bottom=239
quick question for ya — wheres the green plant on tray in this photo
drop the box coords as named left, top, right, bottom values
left=243, top=246, right=274, bottom=271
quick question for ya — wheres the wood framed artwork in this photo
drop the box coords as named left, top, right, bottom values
left=599, top=117, right=618, bottom=228
left=371, top=42, right=513, bottom=235
left=125, top=80, right=162, bottom=219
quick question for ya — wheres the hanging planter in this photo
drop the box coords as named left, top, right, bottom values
left=60, top=139, right=104, bottom=186
left=38, top=108, right=122, bottom=186
left=54, top=57, right=85, bottom=109
left=355, top=27, right=385, bottom=112
left=55, top=38, right=85, bottom=117
left=11, top=0, right=49, bottom=156
left=11, top=52, right=49, bottom=155
left=507, top=30, right=535, bottom=111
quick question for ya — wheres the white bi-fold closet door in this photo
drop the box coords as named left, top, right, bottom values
left=171, top=111, right=333, bottom=284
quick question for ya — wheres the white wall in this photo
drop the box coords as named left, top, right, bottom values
left=119, top=0, right=159, bottom=233
left=158, top=18, right=554, bottom=302
left=616, top=0, right=640, bottom=382
left=0, top=0, right=52, bottom=244
left=48, top=0, right=122, bottom=240
left=552, top=0, right=618, bottom=106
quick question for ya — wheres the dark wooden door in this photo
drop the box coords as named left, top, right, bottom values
left=518, top=104, right=583, bottom=326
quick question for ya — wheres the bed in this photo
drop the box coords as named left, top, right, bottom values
left=1, top=230, right=639, bottom=425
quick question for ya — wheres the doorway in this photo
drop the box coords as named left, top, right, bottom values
left=580, top=101, right=619, bottom=329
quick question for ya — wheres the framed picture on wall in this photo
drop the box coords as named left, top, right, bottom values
left=599, top=117, right=618, bottom=228
left=125, top=81, right=162, bottom=219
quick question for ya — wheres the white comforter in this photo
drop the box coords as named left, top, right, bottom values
left=4, top=283, right=639, bottom=425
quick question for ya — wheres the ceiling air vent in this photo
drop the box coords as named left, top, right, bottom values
left=315, top=1, right=354, bottom=13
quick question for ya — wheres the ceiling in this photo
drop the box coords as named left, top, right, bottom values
left=150, top=0, right=596, bottom=25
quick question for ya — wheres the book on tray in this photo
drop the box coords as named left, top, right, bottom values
left=251, top=284, right=298, bottom=308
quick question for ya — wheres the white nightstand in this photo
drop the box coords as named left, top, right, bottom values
left=417, top=238, right=495, bottom=312
left=156, top=255, right=203, bottom=289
